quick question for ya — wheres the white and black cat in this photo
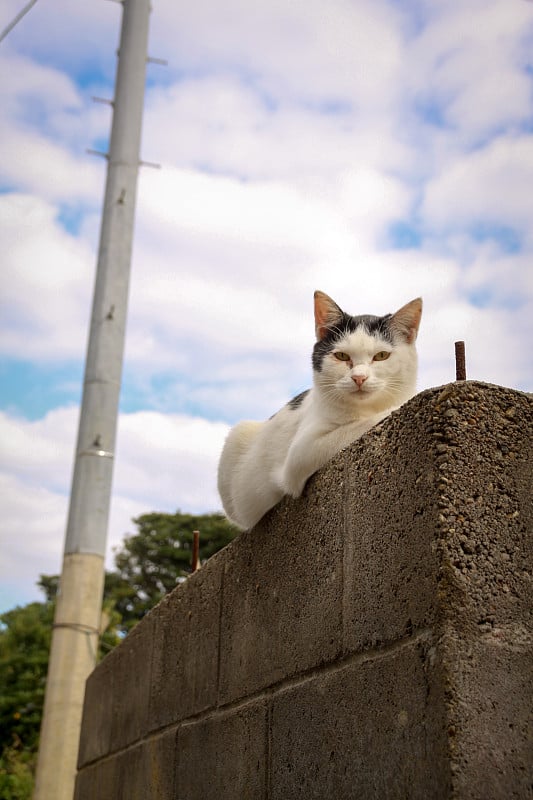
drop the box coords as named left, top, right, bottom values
left=218, top=290, right=422, bottom=530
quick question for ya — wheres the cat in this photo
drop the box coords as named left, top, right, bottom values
left=218, top=290, right=422, bottom=530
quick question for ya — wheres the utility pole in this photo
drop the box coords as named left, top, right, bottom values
left=33, top=1, right=151, bottom=798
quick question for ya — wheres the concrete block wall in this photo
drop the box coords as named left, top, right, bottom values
left=74, top=382, right=532, bottom=800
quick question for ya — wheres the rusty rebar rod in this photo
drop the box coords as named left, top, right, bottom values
left=192, top=530, right=200, bottom=572
left=455, top=341, right=466, bottom=381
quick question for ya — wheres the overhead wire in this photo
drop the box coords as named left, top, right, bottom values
left=0, top=0, right=39, bottom=44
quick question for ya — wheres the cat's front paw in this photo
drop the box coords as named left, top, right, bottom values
left=282, top=472, right=307, bottom=499
left=273, top=465, right=308, bottom=500
left=287, top=482, right=306, bottom=499
left=272, top=464, right=309, bottom=499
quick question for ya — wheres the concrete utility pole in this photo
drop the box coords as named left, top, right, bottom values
left=33, top=1, right=151, bottom=798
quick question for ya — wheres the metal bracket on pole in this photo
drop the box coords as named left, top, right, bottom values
left=86, top=149, right=109, bottom=159
left=92, top=96, right=114, bottom=106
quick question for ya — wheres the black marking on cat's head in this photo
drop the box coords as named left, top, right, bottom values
left=287, top=389, right=310, bottom=410
left=312, top=312, right=394, bottom=372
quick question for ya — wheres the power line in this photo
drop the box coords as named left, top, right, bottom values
left=0, top=0, right=39, bottom=44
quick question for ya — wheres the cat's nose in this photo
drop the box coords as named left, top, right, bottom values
left=352, top=374, right=367, bottom=387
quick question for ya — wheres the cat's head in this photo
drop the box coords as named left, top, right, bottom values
left=312, top=291, right=422, bottom=413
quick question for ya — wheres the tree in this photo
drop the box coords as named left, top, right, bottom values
left=0, top=602, right=53, bottom=755
left=36, top=511, right=238, bottom=635
left=0, top=746, right=33, bottom=800
left=35, top=574, right=59, bottom=603
left=36, top=511, right=237, bottom=637
left=109, top=510, right=237, bottom=632
left=0, top=509, right=238, bottom=791
left=0, top=601, right=54, bottom=799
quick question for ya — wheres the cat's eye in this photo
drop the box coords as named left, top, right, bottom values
left=373, top=351, right=391, bottom=361
left=334, top=351, right=351, bottom=362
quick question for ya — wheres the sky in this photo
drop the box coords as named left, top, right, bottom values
left=1, top=0, right=532, bottom=613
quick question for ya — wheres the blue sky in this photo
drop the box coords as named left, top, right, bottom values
left=1, top=0, right=532, bottom=612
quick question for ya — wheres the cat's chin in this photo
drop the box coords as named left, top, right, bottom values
left=344, top=384, right=379, bottom=399
left=344, top=385, right=396, bottom=412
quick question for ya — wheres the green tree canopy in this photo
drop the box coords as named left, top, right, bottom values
left=0, top=597, right=115, bottom=797
left=0, top=509, right=238, bottom=792
left=0, top=601, right=53, bottom=759
left=109, top=511, right=237, bottom=632
left=36, top=510, right=237, bottom=636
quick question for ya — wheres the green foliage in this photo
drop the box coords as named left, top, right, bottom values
left=0, top=602, right=53, bottom=796
left=35, top=512, right=238, bottom=637
left=0, top=745, right=34, bottom=800
left=36, top=574, right=59, bottom=603
left=0, top=602, right=53, bottom=756
left=0, top=509, right=238, bottom=785
left=108, top=511, right=237, bottom=632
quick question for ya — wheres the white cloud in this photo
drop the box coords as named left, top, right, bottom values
left=0, top=194, right=94, bottom=360
left=151, top=0, right=405, bottom=108
left=406, top=0, right=533, bottom=143
left=0, top=473, right=67, bottom=610
left=0, top=407, right=76, bottom=490
left=0, top=49, right=81, bottom=121
left=0, top=0, right=119, bottom=78
left=139, top=166, right=347, bottom=254
left=0, top=120, right=104, bottom=204
left=422, top=136, right=533, bottom=232
left=0, top=45, right=108, bottom=203
left=1, top=0, right=533, bottom=615
left=0, top=405, right=229, bottom=612
left=116, top=411, right=228, bottom=510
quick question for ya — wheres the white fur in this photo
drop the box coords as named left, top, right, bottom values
left=218, top=297, right=421, bottom=530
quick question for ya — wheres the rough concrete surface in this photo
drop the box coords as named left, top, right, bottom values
left=218, top=465, right=344, bottom=704
left=148, top=557, right=224, bottom=731
left=270, top=637, right=450, bottom=800
left=75, top=382, right=532, bottom=799
left=176, top=700, right=268, bottom=799
left=77, top=608, right=156, bottom=765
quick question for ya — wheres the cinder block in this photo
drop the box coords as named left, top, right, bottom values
left=109, top=610, right=156, bottom=751
left=270, top=637, right=450, bottom=799
left=432, top=634, right=533, bottom=799
left=74, top=762, right=102, bottom=800
left=77, top=645, right=115, bottom=767
left=75, top=754, right=129, bottom=800
left=218, top=457, right=344, bottom=704
left=420, top=382, right=533, bottom=797
left=343, top=383, right=533, bottom=655
left=144, top=728, right=178, bottom=800
left=425, top=382, right=532, bottom=630
left=148, top=556, right=224, bottom=732
left=104, top=745, right=147, bottom=800
left=176, top=700, right=267, bottom=799
left=342, top=396, right=440, bottom=653
left=78, top=610, right=156, bottom=765
left=77, top=735, right=177, bottom=800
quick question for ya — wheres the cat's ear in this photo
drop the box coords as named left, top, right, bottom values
left=391, top=297, right=423, bottom=343
left=314, top=291, right=344, bottom=340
